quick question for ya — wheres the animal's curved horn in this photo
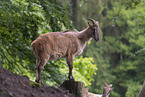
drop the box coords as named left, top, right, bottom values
left=88, top=21, right=91, bottom=27
left=88, top=18, right=96, bottom=24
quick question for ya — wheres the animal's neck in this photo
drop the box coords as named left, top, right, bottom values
left=78, top=27, right=93, bottom=43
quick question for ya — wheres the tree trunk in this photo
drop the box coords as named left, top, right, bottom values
left=138, top=81, right=145, bottom=97
left=71, top=0, right=78, bottom=28
left=60, top=80, right=88, bottom=97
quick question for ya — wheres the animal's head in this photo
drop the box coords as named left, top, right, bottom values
left=88, top=18, right=100, bottom=42
left=103, top=82, right=113, bottom=97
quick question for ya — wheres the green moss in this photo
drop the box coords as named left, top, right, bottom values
left=29, top=82, right=41, bottom=87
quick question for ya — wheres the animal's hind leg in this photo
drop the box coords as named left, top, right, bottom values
left=36, top=56, right=50, bottom=83
left=35, top=58, right=40, bottom=83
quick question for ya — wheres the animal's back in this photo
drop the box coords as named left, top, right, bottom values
left=31, top=32, right=80, bottom=60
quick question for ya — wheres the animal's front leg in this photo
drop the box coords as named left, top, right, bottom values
left=68, top=64, right=74, bottom=80
left=66, top=54, right=75, bottom=80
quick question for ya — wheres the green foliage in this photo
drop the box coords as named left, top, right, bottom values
left=36, top=0, right=73, bottom=32
left=0, top=0, right=40, bottom=73
left=103, top=1, right=145, bottom=96
left=84, top=40, right=116, bottom=94
left=125, top=80, right=142, bottom=97
left=60, top=57, right=97, bottom=86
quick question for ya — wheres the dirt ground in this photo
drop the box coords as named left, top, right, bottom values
left=0, top=68, right=75, bottom=97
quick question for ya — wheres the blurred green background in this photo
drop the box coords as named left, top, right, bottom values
left=0, top=0, right=145, bottom=97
